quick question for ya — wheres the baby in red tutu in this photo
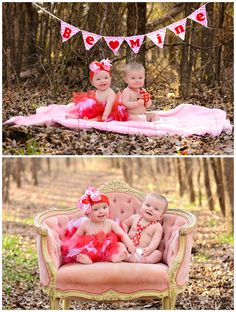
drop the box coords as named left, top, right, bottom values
left=123, top=192, right=168, bottom=263
left=66, top=59, right=128, bottom=122
left=61, top=186, right=135, bottom=264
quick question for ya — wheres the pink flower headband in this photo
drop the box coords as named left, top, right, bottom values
left=76, top=186, right=109, bottom=215
left=89, top=59, right=112, bottom=80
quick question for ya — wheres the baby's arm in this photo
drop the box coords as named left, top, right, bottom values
left=102, top=89, right=116, bottom=121
left=145, top=99, right=152, bottom=108
left=141, top=88, right=152, bottom=108
left=122, top=89, right=144, bottom=109
left=110, top=220, right=135, bottom=253
left=75, top=221, right=86, bottom=235
left=142, top=223, right=163, bottom=256
left=123, top=214, right=136, bottom=232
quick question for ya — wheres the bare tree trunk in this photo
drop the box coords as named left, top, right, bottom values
left=176, top=158, right=185, bottom=197
left=201, top=3, right=215, bottom=85
left=126, top=3, right=146, bottom=65
left=122, top=159, right=133, bottom=186
left=202, top=158, right=214, bottom=211
left=215, top=3, right=225, bottom=88
left=196, top=158, right=202, bottom=206
left=31, top=159, right=39, bottom=186
left=222, top=158, right=233, bottom=233
left=184, top=159, right=195, bottom=203
left=47, top=158, right=51, bottom=176
left=210, top=158, right=225, bottom=216
left=3, top=160, right=11, bottom=203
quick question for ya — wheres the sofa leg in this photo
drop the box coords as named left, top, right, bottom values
left=162, top=292, right=177, bottom=309
left=49, top=296, right=60, bottom=310
left=62, top=298, right=70, bottom=310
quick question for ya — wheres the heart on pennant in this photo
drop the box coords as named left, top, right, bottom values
left=104, top=36, right=125, bottom=54
left=109, top=41, right=119, bottom=49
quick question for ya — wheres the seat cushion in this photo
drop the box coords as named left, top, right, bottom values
left=56, top=262, right=169, bottom=294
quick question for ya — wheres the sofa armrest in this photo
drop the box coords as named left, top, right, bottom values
left=35, top=217, right=61, bottom=287
left=167, top=211, right=197, bottom=287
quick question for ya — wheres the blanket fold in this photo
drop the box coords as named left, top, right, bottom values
left=5, top=103, right=232, bottom=137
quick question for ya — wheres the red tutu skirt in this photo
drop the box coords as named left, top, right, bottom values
left=61, top=231, right=121, bottom=264
left=68, top=90, right=128, bottom=122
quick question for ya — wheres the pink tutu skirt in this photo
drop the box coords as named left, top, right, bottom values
left=61, top=231, right=121, bottom=264
left=67, top=90, right=128, bottom=122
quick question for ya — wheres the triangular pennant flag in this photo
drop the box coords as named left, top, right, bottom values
left=125, top=35, right=145, bottom=54
left=168, top=18, right=187, bottom=41
left=61, top=21, right=80, bottom=42
left=82, top=31, right=102, bottom=50
left=146, top=28, right=166, bottom=48
left=188, top=5, right=208, bottom=27
left=104, top=36, right=125, bottom=54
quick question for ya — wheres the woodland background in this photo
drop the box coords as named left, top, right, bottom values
left=2, top=158, right=234, bottom=309
left=2, top=2, right=234, bottom=155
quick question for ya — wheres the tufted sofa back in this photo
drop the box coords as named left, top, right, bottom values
left=37, top=191, right=191, bottom=287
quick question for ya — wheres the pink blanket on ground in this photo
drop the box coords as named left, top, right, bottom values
left=5, top=103, right=232, bottom=137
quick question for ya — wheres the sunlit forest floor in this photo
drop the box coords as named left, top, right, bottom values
left=2, top=83, right=234, bottom=155
left=2, top=168, right=233, bottom=309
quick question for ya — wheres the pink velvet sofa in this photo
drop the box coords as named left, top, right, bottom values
left=35, top=180, right=196, bottom=309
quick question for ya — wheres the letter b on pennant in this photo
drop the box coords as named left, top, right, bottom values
left=63, top=27, right=72, bottom=39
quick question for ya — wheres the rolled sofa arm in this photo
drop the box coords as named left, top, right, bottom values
left=167, top=210, right=197, bottom=287
left=35, top=212, right=62, bottom=287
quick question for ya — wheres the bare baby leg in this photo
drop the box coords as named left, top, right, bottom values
left=76, top=254, right=93, bottom=264
left=141, top=250, right=162, bottom=264
left=111, top=242, right=129, bottom=263
left=145, top=112, right=160, bottom=122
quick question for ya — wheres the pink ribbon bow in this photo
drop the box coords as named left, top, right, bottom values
left=76, top=186, right=102, bottom=213
left=89, top=58, right=112, bottom=73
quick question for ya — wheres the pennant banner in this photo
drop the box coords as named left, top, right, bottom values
left=146, top=28, right=166, bottom=49
left=125, top=35, right=145, bottom=54
left=35, top=4, right=210, bottom=54
left=168, top=18, right=187, bottom=41
left=104, top=36, right=125, bottom=54
left=82, top=31, right=102, bottom=50
left=61, top=21, right=80, bottom=42
left=188, top=5, right=208, bottom=27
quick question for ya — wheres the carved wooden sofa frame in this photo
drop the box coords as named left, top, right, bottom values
left=35, top=180, right=196, bottom=309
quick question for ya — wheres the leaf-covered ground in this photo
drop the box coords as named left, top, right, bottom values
left=2, top=169, right=234, bottom=309
left=3, top=85, right=233, bottom=155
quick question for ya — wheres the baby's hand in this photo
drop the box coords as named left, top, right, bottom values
left=102, top=114, right=109, bottom=121
left=128, top=244, right=136, bottom=254
left=137, top=99, right=145, bottom=106
left=142, top=247, right=152, bottom=257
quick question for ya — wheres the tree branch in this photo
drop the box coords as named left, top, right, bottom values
left=146, top=3, right=185, bottom=32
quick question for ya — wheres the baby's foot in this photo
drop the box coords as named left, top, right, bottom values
left=128, top=253, right=138, bottom=263
left=112, top=250, right=128, bottom=263
left=76, top=254, right=93, bottom=264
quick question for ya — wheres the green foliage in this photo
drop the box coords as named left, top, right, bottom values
left=207, top=219, right=219, bottom=227
left=195, top=251, right=211, bottom=262
left=217, top=233, right=234, bottom=246
left=3, top=235, right=38, bottom=296
left=18, top=140, right=42, bottom=155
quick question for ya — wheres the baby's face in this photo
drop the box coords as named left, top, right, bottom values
left=91, top=70, right=111, bottom=91
left=125, top=69, right=145, bottom=89
left=89, top=202, right=110, bottom=222
left=140, top=195, right=166, bottom=222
